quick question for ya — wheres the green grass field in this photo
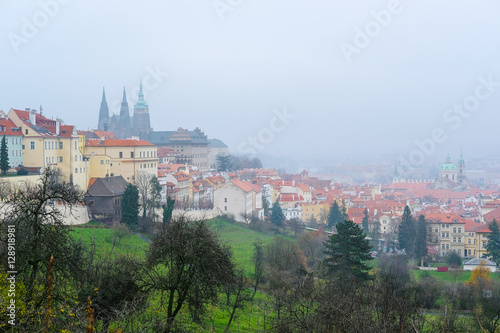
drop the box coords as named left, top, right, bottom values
left=71, top=224, right=149, bottom=257
left=71, top=218, right=277, bottom=274
left=412, top=269, right=500, bottom=283
left=207, top=218, right=276, bottom=275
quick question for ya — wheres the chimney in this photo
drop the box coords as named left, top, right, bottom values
left=29, top=109, right=36, bottom=125
left=56, top=120, right=60, bottom=136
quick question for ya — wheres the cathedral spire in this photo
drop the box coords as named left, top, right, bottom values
left=134, top=80, right=149, bottom=109
left=119, top=87, right=130, bottom=129
left=98, top=87, right=109, bottom=131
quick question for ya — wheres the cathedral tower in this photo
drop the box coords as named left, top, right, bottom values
left=97, top=87, right=109, bottom=131
left=133, top=81, right=151, bottom=134
left=119, top=87, right=131, bottom=130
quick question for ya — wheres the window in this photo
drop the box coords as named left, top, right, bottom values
left=468, top=239, right=472, bottom=244
left=453, top=228, right=456, bottom=233
left=25, top=129, right=28, bottom=135
left=119, top=152, right=123, bottom=158
left=75, top=168, right=78, bottom=173
left=458, top=237, right=461, bottom=243
left=100, top=160, right=104, bottom=165
left=224, top=198, right=227, bottom=203
left=89, top=200, right=95, bottom=206
left=59, top=142, right=63, bottom=149
left=224, top=206, right=227, bottom=211
left=434, top=227, right=438, bottom=233
left=453, top=237, right=456, bottom=243
left=458, top=227, right=462, bottom=233
left=446, top=244, right=449, bottom=249
left=30, top=141, right=35, bottom=150
left=131, top=152, right=134, bottom=158
left=75, top=155, right=77, bottom=161
left=106, top=160, right=109, bottom=164
left=45, top=142, right=47, bottom=149
left=74, top=141, right=77, bottom=149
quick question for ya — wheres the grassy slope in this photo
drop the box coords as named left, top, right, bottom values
left=207, top=218, right=276, bottom=275
left=71, top=220, right=276, bottom=332
left=71, top=225, right=149, bottom=257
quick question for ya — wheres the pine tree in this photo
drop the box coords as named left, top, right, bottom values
left=485, top=219, right=500, bottom=262
left=398, top=206, right=416, bottom=257
left=362, top=208, right=370, bottom=234
left=323, top=219, right=373, bottom=282
left=271, top=200, right=285, bottom=227
left=121, top=183, right=139, bottom=231
left=216, top=154, right=231, bottom=172
left=341, top=200, right=349, bottom=220
left=0, top=134, right=10, bottom=176
left=415, top=214, right=428, bottom=263
left=162, top=196, right=175, bottom=226
left=327, top=201, right=343, bottom=228
left=262, top=196, right=270, bottom=218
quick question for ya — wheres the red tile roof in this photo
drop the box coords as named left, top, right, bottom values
left=278, top=193, right=304, bottom=202
left=425, top=212, right=465, bottom=224
left=232, top=179, right=255, bottom=192
left=484, top=208, right=500, bottom=223
left=0, top=118, right=23, bottom=136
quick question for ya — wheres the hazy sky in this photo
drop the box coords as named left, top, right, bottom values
left=1, top=1, right=499, bottom=168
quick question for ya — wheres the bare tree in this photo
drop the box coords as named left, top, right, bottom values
left=143, top=217, right=235, bottom=333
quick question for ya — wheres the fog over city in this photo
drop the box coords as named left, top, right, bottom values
left=1, top=0, right=499, bottom=168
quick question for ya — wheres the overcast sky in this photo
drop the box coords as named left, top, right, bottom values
left=1, top=0, right=499, bottom=168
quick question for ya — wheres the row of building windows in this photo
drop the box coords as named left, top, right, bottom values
left=140, top=163, right=157, bottom=169
left=45, top=156, right=64, bottom=164
left=430, top=226, right=463, bottom=233
left=139, top=151, right=156, bottom=158
left=10, top=150, right=22, bottom=157
left=5, top=137, right=22, bottom=145
left=74, top=167, right=86, bottom=173
left=44, top=141, right=63, bottom=150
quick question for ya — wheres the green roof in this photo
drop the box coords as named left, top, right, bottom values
left=134, top=81, right=149, bottom=109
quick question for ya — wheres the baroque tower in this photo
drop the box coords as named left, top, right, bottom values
left=458, top=150, right=466, bottom=184
left=97, top=87, right=109, bottom=131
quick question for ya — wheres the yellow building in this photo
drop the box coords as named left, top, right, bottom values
left=85, top=139, right=158, bottom=183
left=8, top=108, right=88, bottom=190
left=426, top=213, right=466, bottom=257
left=475, top=224, right=491, bottom=259
left=301, top=202, right=329, bottom=224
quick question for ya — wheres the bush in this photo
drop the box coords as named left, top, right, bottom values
left=17, top=167, right=29, bottom=175
left=445, top=252, right=462, bottom=268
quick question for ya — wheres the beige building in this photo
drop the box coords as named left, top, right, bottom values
left=8, top=108, right=88, bottom=190
left=141, top=127, right=210, bottom=171
left=85, top=139, right=158, bottom=183
left=214, top=179, right=262, bottom=223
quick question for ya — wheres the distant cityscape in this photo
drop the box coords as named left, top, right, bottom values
left=1, top=85, right=500, bottom=261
